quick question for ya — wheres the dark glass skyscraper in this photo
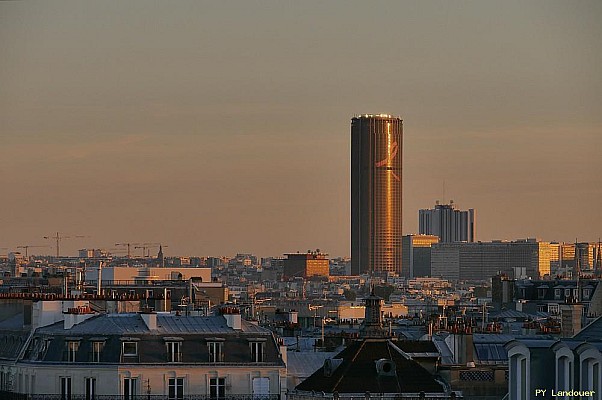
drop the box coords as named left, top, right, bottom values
left=351, top=114, right=403, bottom=275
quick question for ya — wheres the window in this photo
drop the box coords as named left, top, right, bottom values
left=208, top=341, right=223, bottom=362
left=39, top=338, right=51, bottom=360
left=92, top=341, right=104, bottom=363
left=168, top=377, right=184, bottom=400
left=85, top=377, right=96, bottom=400
left=122, top=341, right=137, bottom=357
left=66, top=341, right=79, bottom=362
left=520, top=357, right=527, bottom=399
left=555, top=289, right=561, bottom=300
left=60, top=377, right=72, bottom=400
left=123, top=378, right=137, bottom=400
left=250, top=342, right=264, bottom=362
left=146, top=290, right=153, bottom=298
left=209, top=377, right=226, bottom=400
left=166, top=341, right=182, bottom=363
left=252, top=377, right=270, bottom=400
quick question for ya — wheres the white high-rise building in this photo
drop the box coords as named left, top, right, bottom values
left=419, top=201, right=475, bottom=243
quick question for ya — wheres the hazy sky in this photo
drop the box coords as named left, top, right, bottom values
left=1, top=1, right=601, bottom=258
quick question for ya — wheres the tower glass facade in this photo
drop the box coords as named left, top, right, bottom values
left=351, top=114, right=403, bottom=275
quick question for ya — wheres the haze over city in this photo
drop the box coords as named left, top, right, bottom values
left=1, top=1, right=601, bottom=257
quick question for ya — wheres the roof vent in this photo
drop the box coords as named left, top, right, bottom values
left=323, top=358, right=343, bottom=377
left=375, top=358, right=396, bottom=377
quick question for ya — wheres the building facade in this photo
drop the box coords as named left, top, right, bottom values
left=402, top=234, right=439, bottom=278
left=431, top=239, right=554, bottom=281
left=351, top=114, right=403, bottom=275
left=419, top=202, right=476, bottom=243
left=283, top=252, right=329, bottom=279
left=0, top=305, right=287, bottom=399
left=505, top=333, right=602, bottom=400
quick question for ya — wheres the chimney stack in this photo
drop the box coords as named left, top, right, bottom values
left=141, top=311, right=157, bottom=330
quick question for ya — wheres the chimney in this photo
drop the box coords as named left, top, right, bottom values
left=221, top=306, right=242, bottom=330
left=141, top=312, right=157, bottom=330
left=224, top=313, right=242, bottom=330
left=63, top=304, right=95, bottom=330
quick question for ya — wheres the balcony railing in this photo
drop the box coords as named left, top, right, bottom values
left=0, top=394, right=280, bottom=400
left=288, top=392, right=462, bottom=400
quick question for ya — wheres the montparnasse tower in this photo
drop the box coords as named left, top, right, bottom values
left=351, top=114, right=403, bottom=275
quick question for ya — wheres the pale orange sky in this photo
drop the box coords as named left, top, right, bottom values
left=1, top=1, right=601, bottom=258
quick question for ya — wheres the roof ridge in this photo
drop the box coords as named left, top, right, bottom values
left=332, top=340, right=365, bottom=392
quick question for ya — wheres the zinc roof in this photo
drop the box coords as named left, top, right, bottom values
left=37, top=313, right=270, bottom=335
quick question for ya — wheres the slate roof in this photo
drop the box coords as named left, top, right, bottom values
left=396, top=340, right=438, bottom=354
left=37, top=313, right=268, bottom=335
left=573, top=316, right=602, bottom=341
left=287, top=351, right=339, bottom=378
left=489, top=309, right=549, bottom=320
left=0, top=331, right=30, bottom=360
left=295, top=339, right=445, bottom=394
left=24, top=313, right=283, bottom=366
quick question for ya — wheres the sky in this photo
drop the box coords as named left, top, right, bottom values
left=1, top=1, right=601, bottom=258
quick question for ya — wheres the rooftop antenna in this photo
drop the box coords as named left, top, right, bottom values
left=594, top=238, right=602, bottom=278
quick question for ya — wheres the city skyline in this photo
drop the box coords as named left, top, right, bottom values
left=1, top=1, right=601, bottom=257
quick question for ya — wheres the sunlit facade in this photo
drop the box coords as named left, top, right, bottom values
left=351, top=114, right=403, bottom=275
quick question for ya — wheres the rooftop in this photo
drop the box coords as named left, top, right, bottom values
left=37, top=313, right=270, bottom=335
left=295, top=339, right=445, bottom=394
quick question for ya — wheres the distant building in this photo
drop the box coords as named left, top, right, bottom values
left=402, top=234, right=439, bottom=278
left=419, top=202, right=475, bottom=243
left=283, top=251, right=329, bottom=279
left=431, top=239, right=554, bottom=280
left=550, top=242, right=602, bottom=277
left=351, top=114, right=403, bottom=275
left=78, top=249, right=108, bottom=258
left=85, top=265, right=212, bottom=283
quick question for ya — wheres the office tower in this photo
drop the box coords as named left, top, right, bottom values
left=430, top=239, right=554, bottom=280
left=419, top=201, right=476, bottom=243
left=283, top=251, right=329, bottom=279
left=402, top=234, right=439, bottom=278
left=351, top=114, right=403, bottom=275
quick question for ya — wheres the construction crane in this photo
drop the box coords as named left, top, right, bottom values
left=115, top=242, right=140, bottom=258
left=17, top=245, right=51, bottom=258
left=43, top=232, right=88, bottom=258
left=134, top=243, right=167, bottom=257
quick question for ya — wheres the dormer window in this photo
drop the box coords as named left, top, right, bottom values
left=91, top=339, right=106, bottom=363
left=122, top=341, right=138, bottom=357
left=165, top=339, right=182, bottom=363
left=207, top=338, right=225, bottom=362
left=65, top=339, right=81, bottom=362
left=249, top=339, right=266, bottom=362
left=555, top=289, right=561, bottom=300
left=38, top=338, right=51, bottom=360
